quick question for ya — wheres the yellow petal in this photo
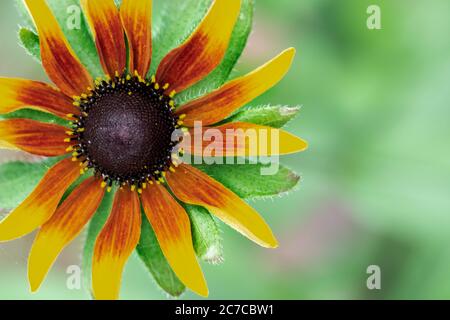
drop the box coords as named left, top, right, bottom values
left=141, top=183, right=208, bottom=297
left=92, top=189, right=141, bottom=300
left=120, top=0, right=152, bottom=77
left=181, top=122, right=308, bottom=157
left=81, top=0, right=127, bottom=77
left=176, top=48, right=296, bottom=126
left=0, top=158, right=80, bottom=242
left=156, top=0, right=241, bottom=93
left=24, top=0, right=93, bottom=96
left=28, top=177, right=105, bottom=292
left=0, top=78, right=77, bottom=118
left=166, top=164, right=278, bottom=248
left=0, top=119, right=72, bottom=157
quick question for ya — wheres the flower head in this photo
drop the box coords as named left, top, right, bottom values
left=0, top=0, right=307, bottom=299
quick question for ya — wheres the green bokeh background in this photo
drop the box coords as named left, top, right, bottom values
left=1, top=0, right=450, bottom=299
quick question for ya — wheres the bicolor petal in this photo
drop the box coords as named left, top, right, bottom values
left=141, top=183, right=208, bottom=297
left=176, top=48, right=296, bottom=126
left=156, top=0, right=241, bottom=93
left=92, top=189, right=141, bottom=300
left=24, top=0, right=93, bottom=97
left=0, top=158, right=80, bottom=242
left=81, top=0, right=127, bottom=77
left=28, top=177, right=105, bottom=292
left=120, top=0, right=152, bottom=77
left=180, top=122, right=308, bottom=157
left=0, top=78, right=78, bottom=118
left=0, top=119, right=71, bottom=157
left=167, top=164, right=277, bottom=248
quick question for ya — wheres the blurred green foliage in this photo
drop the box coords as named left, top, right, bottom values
left=1, top=0, right=450, bottom=299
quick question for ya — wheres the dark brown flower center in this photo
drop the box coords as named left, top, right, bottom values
left=69, top=74, right=180, bottom=189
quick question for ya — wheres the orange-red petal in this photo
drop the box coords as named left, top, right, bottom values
left=0, top=158, right=80, bottom=242
left=81, top=0, right=127, bottom=77
left=120, top=0, right=152, bottom=77
left=141, top=183, right=208, bottom=297
left=92, top=189, right=141, bottom=300
left=24, top=0, right=93, bottom=97
left=167, top=164, right=278, bottom=248
left=0, top=119, right=71, bottom=157
left=156, top=0, right=241, bottom=93
left=180, top=122, right=308, bottom=157
left=28, top=177, right=105, bottom=292
left=176, top=48, right=296, bottom=126
left=0, top=78, right=78, bottom=118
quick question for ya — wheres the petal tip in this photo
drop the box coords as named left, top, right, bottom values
left=193, top=281, right=209, bottom=298
left=302, top=140, right=309, bottom=151
left=262, top=235, right=279, bottom=249
left=284, top=135, right=309, bottom=155
left=284, top=47, right=296, bottom=66
left=269, top=239, right=279, bottom=249
left=286, top=47, right=297, bottom=55
left=28, top=268, right=43, bottom=294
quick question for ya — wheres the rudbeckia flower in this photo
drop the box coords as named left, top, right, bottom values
left=0, top=0, right=307, bottom=299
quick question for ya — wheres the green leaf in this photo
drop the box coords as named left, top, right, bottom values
left=193, top=162, right=301, bottom=199
left=223, top=105, right=302, bottom=128
left=185, top=204, right=223, bottom=264
left=0, top=158, right=60, bottom=209
left=82, top=190, right=115, bottom=297
left=0, top=109, right=69, bottom=127
left=176, top=0, right=255, bottom=105
left=15, top=0, right=103, bottom=77
left=136, top=213, right=186, bottom=297
left=149, top=0, right=212, bottom=76
left=18, top=28, right=41, bottom=62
